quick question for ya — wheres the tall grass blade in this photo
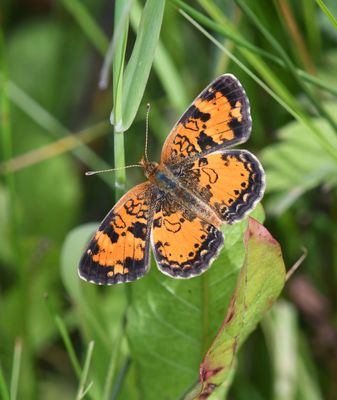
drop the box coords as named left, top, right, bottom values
left=5, top=80, right=114, bottom=187
left=234, top=0, right=337, bottom=161
left=61, top=0, right=109, bottom=55
left=10, top=340, right=22, bottom=400
left=100, top=0, right=133, bottom=90
left=262, top=302, right=297, bottom=400
left=55, top=315, right=82, bottom=379
left=117, top=0, right=165, bottom=132
left=112, top=0, right=129, bottom=199
left=316, top=0, right=337, bottom=29
left=76, top=341, right=95, bottom=400
left=131, top=0, right=188, bottom=112
left=102, top=323, right=125, bottom=400
left=173, top=0, right=337, bottom=97
left=0, top=366, right=10, bottom=400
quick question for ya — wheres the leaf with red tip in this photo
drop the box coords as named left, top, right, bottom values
left=187, top=218, right=286, bottom=399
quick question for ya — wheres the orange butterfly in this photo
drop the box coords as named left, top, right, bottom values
left=79, top=74, right=265, bottom=284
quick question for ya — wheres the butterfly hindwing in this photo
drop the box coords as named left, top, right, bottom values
left=79, top=182, right=157, bottom=284
left=151, top=194, right=224, bottom=278
left=161, top=74, right=251, bottom=166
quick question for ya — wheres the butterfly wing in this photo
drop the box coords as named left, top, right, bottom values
left=170, top=150, right=265, bottom=224
left=79, top=182, right=158, bottom=284
left=151, top=194, right=224, bottom=278
left=161, top=74, right=251, bottom=166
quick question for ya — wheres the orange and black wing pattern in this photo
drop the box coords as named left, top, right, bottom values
left=79, top=182, right=158, bottom=284
left=151, top=195, right=224, bottom=278
left=171, top=150, right=265, bottom=224
left=161, top=74, right=251, bottom=166
left=79, top=73, right=265, bottom=285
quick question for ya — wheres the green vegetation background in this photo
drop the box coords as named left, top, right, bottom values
left=1, top=0, right=337, bottom=399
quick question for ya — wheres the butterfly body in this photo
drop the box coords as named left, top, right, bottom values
left=79, top=74, right=265, bottom=285
left=141, top=157, right=221, bottom=227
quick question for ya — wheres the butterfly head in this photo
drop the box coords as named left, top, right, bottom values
left=139, top=157, right=159, bottom=179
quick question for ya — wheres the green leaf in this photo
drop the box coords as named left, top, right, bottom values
left=112, top=0, right=165, bottom=132
left=126, top=206, right=272, bottom=400
left=186, top=218, right=285, bottom=399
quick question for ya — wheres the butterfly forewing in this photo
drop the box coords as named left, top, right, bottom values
left=161, top=74, right=252, bottom=166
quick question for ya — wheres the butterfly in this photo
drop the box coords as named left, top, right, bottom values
left=79, top=74, right=265, bottom=284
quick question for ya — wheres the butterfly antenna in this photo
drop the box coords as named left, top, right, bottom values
left=85, top=164, right=141, bottom=176
left=144, top=103, right=151, bottom=161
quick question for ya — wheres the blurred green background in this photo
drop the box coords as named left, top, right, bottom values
left=1, top=0, right=337, bottom=399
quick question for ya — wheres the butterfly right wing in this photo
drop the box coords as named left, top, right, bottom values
left=79, top=182, right=158, bottom=285
left=161, top=74, right=251, bottom=166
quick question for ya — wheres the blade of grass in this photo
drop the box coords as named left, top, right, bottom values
left=107, top=5, right=131, bottom=392
left=130, top=0, right=189, bottom=112
left=44, top=297, right=98, bottom=399
left=171, top=0, right=337, bottom=97
left=177, top=10, right=301, bottom=127
left=0, top=366, right=10, bottom=400
left=197, top=0, right=286, bottom=66
left=10, top=339, right=22, bottom=400
left=262, top=301, right=297, bottom=400
left=302, top=0, right=322, bottom=56
left=235, top=0, right=337, bottom=139
left=295, top=70, right=337, bottom=95
left=102, top=321, right=125, bottom=400
left=3, top=79, right=114, bottom=186
left=111, top=357, right=131, bottom=400
left=61, top=0, right=188, bottom=114
left=297, top=352, right=324, bottom=400
left=44, top=295, right=82, bottom=379
left=112, top=0, right=129, bottom=200
left=76, top=341, right=95, bottom=400
left=117, top=0, right=165, bottom=132
left=1, top=30, right=35, bottom=398
left=61, top=0, right=109, bottom=55
left=189, top=0, right=337, bottom=162
left=315, top=0, right=337, bottom=29
left=276, top=0, right=315, bottom=73
left=55, top=315, right=82, bottom=379
left=0, top=121, right=109, bottom=174
left=100, top=0, right=133, bottom=90
left=177, top=6, right=337, bottom=164
left=153, top=41, right=189, bottom=112
left=0, top=33, right=20, bottom=291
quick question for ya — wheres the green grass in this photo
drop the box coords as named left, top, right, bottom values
left=1, top=0, right=337, bottom=399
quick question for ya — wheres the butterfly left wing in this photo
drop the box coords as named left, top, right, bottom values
left=161, top=74, right=251, bottom=166
left=151, top=194, right=224, bottom=278
left=79, top=182, right=158, bottom=285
